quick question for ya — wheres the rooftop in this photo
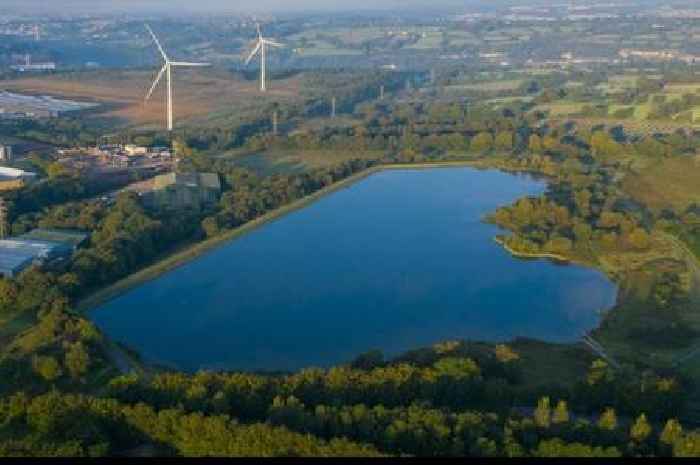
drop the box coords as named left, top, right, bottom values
left=19, top=229, right=89, bottom=248
left=0, top=238, right=73, bottom=277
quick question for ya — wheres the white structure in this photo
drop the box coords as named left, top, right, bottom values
left=0, top=167, right=36, bottom=181
left=144, top=24, right=210, bottom=132
left=245, top=23, right=285, bottom=92
left=0, top=145, right=12, bottom=162
left=124, top=144, right=148, bottom=156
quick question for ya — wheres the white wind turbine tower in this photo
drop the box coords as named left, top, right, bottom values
left=144, top=24, right=210, bottom=132
left=245, top=23, right=284, bottom=92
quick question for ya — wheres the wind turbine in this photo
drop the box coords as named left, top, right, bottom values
left=245, top=23, right=284, bottom=92
left=144, top=24, right=210, bottom=132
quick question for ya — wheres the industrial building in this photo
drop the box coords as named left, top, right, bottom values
left=0, top=239, right=71, bottom=278
left=0, top=228, right=89, bottom=278
left=0, top=167, right=37, bottom=191
left=0, top=145, right=12, bottom=162
left=18, top=229, right=89, bottom=250
left=141, top=172, right=221, bottom=211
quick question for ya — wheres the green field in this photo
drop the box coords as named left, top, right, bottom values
left=624, top=157, right=700, bottom=212
left=228, top=148, right=384, bottom=176
left=535, top=101, right=587, bottom=117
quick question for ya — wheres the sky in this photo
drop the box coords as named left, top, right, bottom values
left=2, top=0, right=491, bottom=15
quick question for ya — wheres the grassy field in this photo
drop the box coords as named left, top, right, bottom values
left=623, top=157, right=700, bottom=212
left=228, top=148, right=384, bottom=176
left=535, top=101, right=587, bottom=117
left=1, top=69, right=302, bottom=129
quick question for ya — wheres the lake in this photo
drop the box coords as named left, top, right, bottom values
left=92, top=167, right=618, bottom=372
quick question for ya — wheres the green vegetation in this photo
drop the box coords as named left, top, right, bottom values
left=5, top=15, right=700, bottom=454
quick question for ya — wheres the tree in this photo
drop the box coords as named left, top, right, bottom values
left=630, top=414, right=652, bottom=442
left=598, top=211, right=624, bottom=229
left=470, top=132, right=494, bottom=153
left=47, top=162, right=72, bottom=179
left=660, top=419, right=683, bottom=446
left=494, top=132, right=514, bottom=152
left=573, top=222, right=592, bottom=243
left=535, top=439, right=621, bottom=458
left=534, top=397, right=551, bottom=428
left=529, top=134, right=543, bottom=153
left=0, top=278, right=18, bottom=311
left=552, top=400, right=570, bottom=425
left=590, top=131, right=624, bottom=159
left=598, top=408, right=617, bottom=431
left=627, top=228, right=651, bottom=251
left=494, top=344, right=519, bottom=363
left=32, top=355, right=62, bottom=382
left=673, top=432, right=700, bottom=457
left=574, top=190, right=592, bottom=217
left=433, top=357, right=480, bottom=380
left=65, top=342, right=90, bottom=380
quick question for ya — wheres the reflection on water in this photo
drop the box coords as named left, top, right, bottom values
left=92, top=167, right=618, bottom=372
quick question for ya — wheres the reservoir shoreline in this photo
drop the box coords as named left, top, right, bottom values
left=80, top=161, right=620, bottom=337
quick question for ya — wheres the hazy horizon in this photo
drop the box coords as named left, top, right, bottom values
left=2, top=0, right=498, bottom=15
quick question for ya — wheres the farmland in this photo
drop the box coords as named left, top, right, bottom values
left=1, top=69, right=302, bottom=130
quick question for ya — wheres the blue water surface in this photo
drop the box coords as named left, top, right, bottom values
left=92, top=167, right=617, bottom=372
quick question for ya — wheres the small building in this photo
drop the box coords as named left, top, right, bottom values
left=141, top=172, right=221, bottom=211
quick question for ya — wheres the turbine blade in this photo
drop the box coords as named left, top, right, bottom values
left=257, top=23, right=262, bottom=39
left=245, top=41, right=262, bottom=65
left=145, top=24, right=169, bottom=62
left=264, top=40, right=285, bottom=48
left=145, top=64, right=167, bottom=101
left=171, top=62, right=211, bottom=67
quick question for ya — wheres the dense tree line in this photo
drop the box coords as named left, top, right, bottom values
left=0, top=342, right=694, bottom=457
